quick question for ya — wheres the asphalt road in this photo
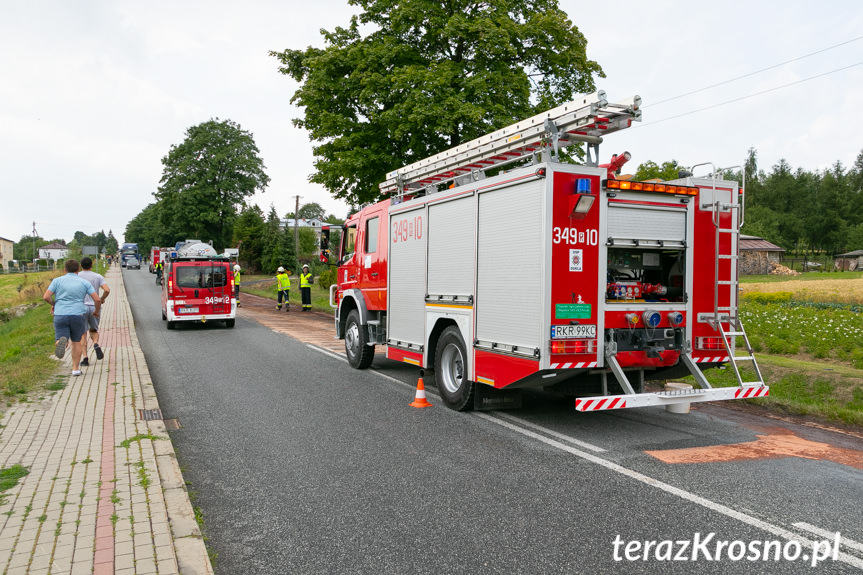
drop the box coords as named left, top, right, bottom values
left=123, top=267, right=863, bottom=574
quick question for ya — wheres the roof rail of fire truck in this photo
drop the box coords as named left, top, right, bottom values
left=379, top=90, right=642, bottom=196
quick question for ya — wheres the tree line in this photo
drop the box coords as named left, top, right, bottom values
left=9, top=230, right=119, bottom=268
left=124, top=118, right=343, bottom=275
left=633, top=149, right=863, bottom=255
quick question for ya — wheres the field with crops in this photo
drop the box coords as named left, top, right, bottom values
left=725, top=274, right=863, bottom=426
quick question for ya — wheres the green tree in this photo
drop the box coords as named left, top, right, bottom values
left=298, top=202, right=326, bottom=221
left=156, top=118, right=270, bottom=250
left=232, top=205, right=266, bottom=272
left=272, top=0, right=603, bottom=205
left=125, top=203, right=169, bottom=255
left=105, top=230, right=119, bottom=255
left=632, top=160, right=687, bottom=181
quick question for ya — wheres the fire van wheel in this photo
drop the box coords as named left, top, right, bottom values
left=166, top=320, right=176, bottom=330
left=435, top=326, right=474, bottom=411
left=225, top=319, right=235, bottom=328
left=344, top=310, right=374, bottom=369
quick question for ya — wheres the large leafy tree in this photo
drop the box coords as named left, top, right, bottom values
left=272, top=0, right=603, bottom=205
left=232, top=205, right=266, bottom=272
left=156, top=119, right=270, bottom=250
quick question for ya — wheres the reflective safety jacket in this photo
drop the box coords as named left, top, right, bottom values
left=234, top=270, right=241, bottom=286
left=300, top=272, right=313, bottom=288
left=276, top=272, right=291, bottom=291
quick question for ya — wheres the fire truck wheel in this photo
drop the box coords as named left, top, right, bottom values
left=345, top=310, right=374, bottom=369
left=161, top=309, right=166, bottom=320
left=167, top=320, right=176, bottom=330
left=435, top=326, right=474, bottom=411
left=225, top=319, right=235, bottom=328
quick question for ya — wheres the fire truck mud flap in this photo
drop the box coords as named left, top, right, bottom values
left=574, top=385, right=769, bottom=412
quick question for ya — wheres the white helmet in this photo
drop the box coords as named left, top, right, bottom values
left=277, top=266, right=285, bottom=273
left=302, top=264, right=309, bottom=269
left=233, top=265, right=241, bottom=272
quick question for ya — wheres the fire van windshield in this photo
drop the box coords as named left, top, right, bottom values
left=175, top=265, right=228, bottom=289
left=606, top=248, right=685, bottom=303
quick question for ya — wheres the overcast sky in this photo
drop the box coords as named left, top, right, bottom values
left=2, top=0, right=861, bottom=246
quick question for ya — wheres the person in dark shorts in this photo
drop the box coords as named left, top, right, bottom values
left=43, top=259, right=101, bottom=376
left=78, top=257, right=110, bottom=366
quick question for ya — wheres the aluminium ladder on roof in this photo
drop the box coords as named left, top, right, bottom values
left=379, top=90, right=643, bottom=195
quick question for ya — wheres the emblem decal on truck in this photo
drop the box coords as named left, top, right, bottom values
left=569, top=249, right=583, bottom=272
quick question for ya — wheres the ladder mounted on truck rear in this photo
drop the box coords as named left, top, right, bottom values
left=697, top=167, right=766, bottom=391
left=380, top=90, right=642, bottom=195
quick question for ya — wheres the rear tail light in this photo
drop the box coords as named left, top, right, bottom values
left=695, top=337, right=725, bottom=351
left=168, top=278, right=173, bottom=295
left=550, top=339, right=596, bottom=355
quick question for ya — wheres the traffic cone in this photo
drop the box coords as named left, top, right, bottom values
left=409, top=370, right=432, bottom=408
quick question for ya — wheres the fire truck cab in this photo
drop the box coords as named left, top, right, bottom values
left=328, top=90, right=767, bottom=412
left=161, top=242, right=236, bottom=329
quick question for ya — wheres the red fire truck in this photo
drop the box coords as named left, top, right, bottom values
left=326, top=91, right=767, bottom=412
left=149, top=246, right=162, bottom=274
left=161, top=242, right=236, bottom=329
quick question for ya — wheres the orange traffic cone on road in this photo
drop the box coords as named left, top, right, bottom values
left=409, top=370, right=432, bottom=408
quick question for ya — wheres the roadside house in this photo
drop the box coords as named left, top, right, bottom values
left=38, top=242, right=69, bottom=260
left=0, top=236, right=13, bottom=269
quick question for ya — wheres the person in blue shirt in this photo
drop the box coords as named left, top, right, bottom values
left=43, top=259, right=101, bottom=376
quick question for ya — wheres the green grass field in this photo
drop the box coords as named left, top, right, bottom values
left=0, top=270, right=63, bottom=403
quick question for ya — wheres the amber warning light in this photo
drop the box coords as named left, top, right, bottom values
left=569, top=178, right=595, bottom=219
left=605, top=179, right=699, bottom=196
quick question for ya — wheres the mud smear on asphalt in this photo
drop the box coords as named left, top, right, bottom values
left=646, top=427, right=863, bottom=469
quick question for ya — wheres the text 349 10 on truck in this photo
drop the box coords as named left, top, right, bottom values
left=324, top=90, right=768, bottom=414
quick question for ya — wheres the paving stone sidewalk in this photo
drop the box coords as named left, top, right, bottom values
left=0, top=266, right=213, bottom=575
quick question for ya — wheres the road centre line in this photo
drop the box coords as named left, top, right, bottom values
left=307, top=344, right=862, bottom=568
left=794, top=522, right=863, bottom=554
left=476, top=413, right=863, bottom=570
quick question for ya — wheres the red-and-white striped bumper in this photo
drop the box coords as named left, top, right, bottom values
left=692, top=356, right=730, bottom=363
left=575, top=385, right=769, bottom=412
left=550, top=361, right=597, bottom=369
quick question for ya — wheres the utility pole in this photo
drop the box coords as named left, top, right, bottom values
left=293, top=195, right=302, bottom=256
left=32, top=221, right=37, bottom=266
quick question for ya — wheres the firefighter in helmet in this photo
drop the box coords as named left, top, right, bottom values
left=300, top=264, right=313, bottom=312
left=233, top=264, right=242, bottom=307
left=276, top=266, right=291, bottom=311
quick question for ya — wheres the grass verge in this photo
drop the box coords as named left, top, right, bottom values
left=242, top=275, right=333, bottom=311
left=0, top=304, right=59, bottom=399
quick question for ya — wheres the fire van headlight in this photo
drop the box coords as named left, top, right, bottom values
left=642, top=310, right=661, bottom=328
left=668, top=311, right=684, bottom=327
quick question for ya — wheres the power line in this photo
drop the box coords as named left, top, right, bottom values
left=637, top=61, right=863, bottom=128
left=646, top=35, right=863, bottom=108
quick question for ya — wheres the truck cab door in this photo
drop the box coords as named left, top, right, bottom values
left=339, top=222, right=359, bottom=292
left=359, top=210, right=386, bottom=310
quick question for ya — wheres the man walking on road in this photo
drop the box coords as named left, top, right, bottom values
left=300, top=264, right=313, bottom=312
left=78, top=257, right=110, bottom=366
left=42, top=259, right=101, bottom=376
left=276, top=266, right=291, bottom=311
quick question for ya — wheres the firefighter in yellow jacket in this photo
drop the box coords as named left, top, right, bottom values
left=276, top=266, right=291, bottom=311
left=300, top=264, right=313, bottom=312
